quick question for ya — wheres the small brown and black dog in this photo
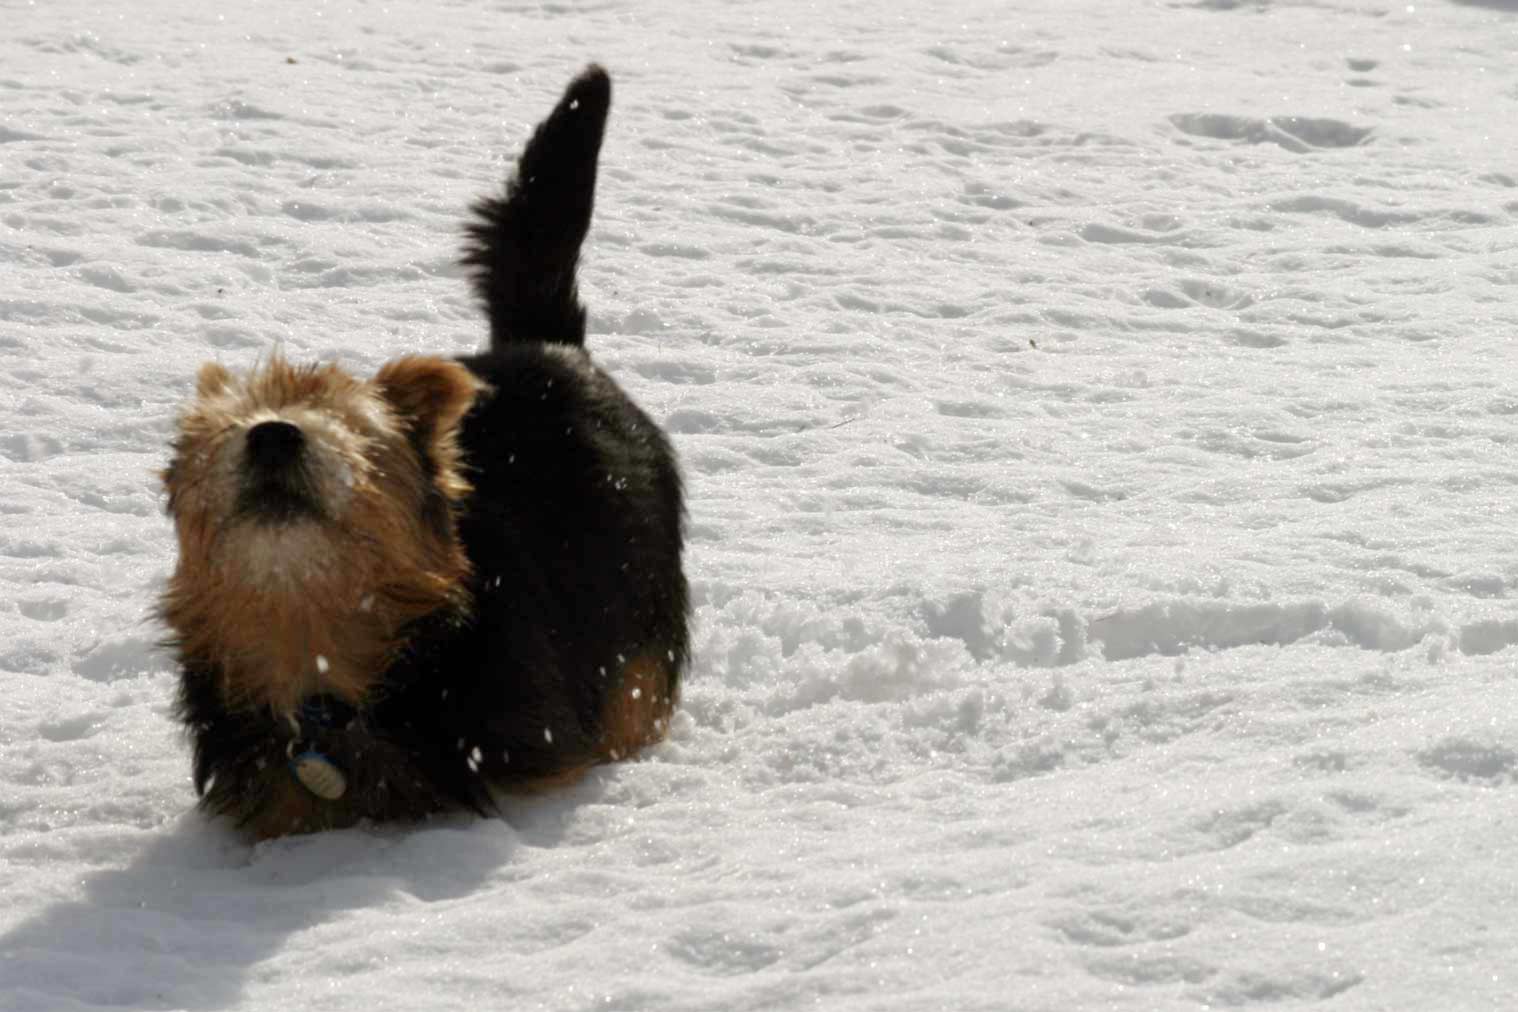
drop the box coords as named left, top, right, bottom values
left=160, top=65, right=688, bottom=839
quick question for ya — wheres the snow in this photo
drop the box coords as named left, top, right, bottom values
left=3, top=0, right=1518, bottom=1008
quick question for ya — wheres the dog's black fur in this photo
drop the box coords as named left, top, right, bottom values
left=176, top=65, right=689, bottom=833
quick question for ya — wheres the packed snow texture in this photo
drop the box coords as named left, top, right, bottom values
left=4, top=0, right=1518, bottom=1009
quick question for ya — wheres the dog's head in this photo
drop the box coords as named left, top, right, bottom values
left=161, top=355, right=483, bottom=709
left=164, top=356, right=480, bottom=577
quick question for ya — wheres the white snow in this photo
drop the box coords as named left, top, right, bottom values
left=4, top=0, right=1518, bottom=1009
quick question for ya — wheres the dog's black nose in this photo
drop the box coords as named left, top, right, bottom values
left=245, top=420, right=305, bottom=467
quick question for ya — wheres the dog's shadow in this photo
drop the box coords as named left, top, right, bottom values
left=0, top=793, right=591, bottom=1010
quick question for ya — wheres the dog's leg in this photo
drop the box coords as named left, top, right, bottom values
left=462, top=64, right=611, bottom=349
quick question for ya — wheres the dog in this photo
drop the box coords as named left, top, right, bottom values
left=159, top=65, right=689, bottom=839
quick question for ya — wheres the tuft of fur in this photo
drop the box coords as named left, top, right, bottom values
left=162, top=64, right=689, bottom=838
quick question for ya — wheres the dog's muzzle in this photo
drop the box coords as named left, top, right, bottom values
left=238, top=420, right=321, bottom=524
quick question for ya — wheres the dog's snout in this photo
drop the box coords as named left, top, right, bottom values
left=245, top=420, right=305, bottom=467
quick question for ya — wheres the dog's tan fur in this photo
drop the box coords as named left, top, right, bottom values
left=160, top=355, right=482, bottom=716
left=599, top=653, right=677, bottom=762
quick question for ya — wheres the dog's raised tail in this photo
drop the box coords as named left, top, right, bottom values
left=463, top=64, right=611, bottom=350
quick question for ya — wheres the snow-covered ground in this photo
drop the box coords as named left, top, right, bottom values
left=4, top=0, right=1518, bottom=1008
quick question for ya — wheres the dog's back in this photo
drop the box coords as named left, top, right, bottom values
left=392, top=64, right=689, bottom=807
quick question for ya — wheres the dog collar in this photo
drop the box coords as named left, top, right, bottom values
left=285, top=695, right=358, bottom=801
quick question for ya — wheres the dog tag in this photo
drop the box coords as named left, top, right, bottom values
left=291, top=751, right=348, bottom=800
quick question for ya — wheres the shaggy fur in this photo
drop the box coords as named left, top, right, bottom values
left=161, top=65, right=689, bottom=839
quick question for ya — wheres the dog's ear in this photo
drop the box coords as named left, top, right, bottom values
left=195, top=362, right=234, bottom=398
left=374, top=356, right=482, bottom=441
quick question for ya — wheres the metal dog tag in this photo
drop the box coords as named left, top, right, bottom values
left=291, top=751, right=348, bottom=801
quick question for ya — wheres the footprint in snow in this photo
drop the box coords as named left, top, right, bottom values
left=1416, top=738, right=1518, bottom=785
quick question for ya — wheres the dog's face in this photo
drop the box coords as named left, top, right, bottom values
left=164, top=356, right=481, bottom=589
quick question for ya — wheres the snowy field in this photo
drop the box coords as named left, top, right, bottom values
left=4, top=0, right=1518, bottom=1008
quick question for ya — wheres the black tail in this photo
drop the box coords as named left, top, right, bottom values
left=463, top=64, right=611, bottom=350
